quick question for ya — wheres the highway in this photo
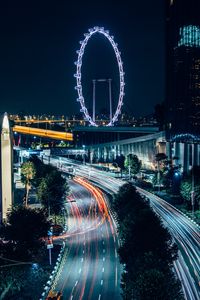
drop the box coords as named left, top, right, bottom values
left=46, top=156, right=200, bottom=300
left=48, top=177, right=121, bottom=300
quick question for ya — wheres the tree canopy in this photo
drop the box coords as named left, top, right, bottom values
left=124, top=154, right=141, bottom=175
left=0, top=206, right=50, bottom=260
left=37, top=169, right=69, bottom=218
left=112, top=183, right=183, bottom=300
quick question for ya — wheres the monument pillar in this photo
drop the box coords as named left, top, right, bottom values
left=1, top=113, right=13, bottom=222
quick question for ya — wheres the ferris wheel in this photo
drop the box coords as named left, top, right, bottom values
left=74, top=26, right=125, bottom=127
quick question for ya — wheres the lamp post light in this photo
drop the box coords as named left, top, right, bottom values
left=82, top=145, right=86, bottom=164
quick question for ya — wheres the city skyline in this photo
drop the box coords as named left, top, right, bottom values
left=0, top=0, right=164, bottom=117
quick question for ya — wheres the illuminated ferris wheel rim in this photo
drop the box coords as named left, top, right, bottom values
left=74, top=26, right=125, bottom=127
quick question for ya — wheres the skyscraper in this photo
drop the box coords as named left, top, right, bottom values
left=166, top=0, right=200, bottom=140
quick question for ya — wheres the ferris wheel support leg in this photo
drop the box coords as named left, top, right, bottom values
left=108, top=78, right=112, bottom=124
left=93, top=79, right=96, bottom=122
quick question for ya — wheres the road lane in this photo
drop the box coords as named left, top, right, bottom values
left=45, top=155, right=200, bottom=299
left=49, top=179, right=121, bottom=300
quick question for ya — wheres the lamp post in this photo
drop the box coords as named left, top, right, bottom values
left=82, top=145, right=86, bottom=164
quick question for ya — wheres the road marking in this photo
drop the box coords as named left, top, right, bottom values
left=103, top=249, right=105, bottom=253
left=81, top=257, right=84, bottom=262
left=115, top=266, right=118, bottom=287
left=79, top=268, right=82, bottom=274
left=102, top=241, right=105, bottom=245
left=71, top=296, right=73, bottom=300
left=113, top=236, right=116, bottom=243
left=101, top=279, right=103, bottom=285
left=98, top=295, right=101, bottom=300
left=103, top=257, right=105, bottom=262
left=101, top=233, right=104, bottom=238
left=102, top=267, right=104, bottom=273
left=83, top=250, right=85, bottom=254
left=75, top=281, right=78, bottom=287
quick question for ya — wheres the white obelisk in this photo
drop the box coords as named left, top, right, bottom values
left=1, top=113, right=13, bottom=222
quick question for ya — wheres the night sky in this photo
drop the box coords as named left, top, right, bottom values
left=0, top=0, right=165, bottom=118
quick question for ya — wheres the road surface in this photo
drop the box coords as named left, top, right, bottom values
left=45, top=155, right=200, bottom=300
left=49, top=178, right=121, bottom=300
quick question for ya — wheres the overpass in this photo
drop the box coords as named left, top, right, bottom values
left=13, top=125, right=73, bottom=141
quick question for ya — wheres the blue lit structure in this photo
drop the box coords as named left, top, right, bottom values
left=178, top=25, right=200, bottom=48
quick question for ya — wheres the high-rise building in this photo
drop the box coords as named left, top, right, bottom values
left=166, top=0, right=200, bottom=140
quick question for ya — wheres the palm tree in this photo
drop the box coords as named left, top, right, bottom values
left=21, top=161, right=36, bottom=207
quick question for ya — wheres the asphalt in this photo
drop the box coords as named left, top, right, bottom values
left=51, top=179, right=121, bottom=300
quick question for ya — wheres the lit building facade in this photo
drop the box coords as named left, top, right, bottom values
left=166, top=0, right=200, bottom=139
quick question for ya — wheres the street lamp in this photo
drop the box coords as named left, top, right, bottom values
left=82, top=145, right=86, bottom=164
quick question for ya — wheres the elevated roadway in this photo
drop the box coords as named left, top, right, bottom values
left=13, top=125, right=73, bottom=141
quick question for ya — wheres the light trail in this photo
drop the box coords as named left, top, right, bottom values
left=13, top=125, right=73, bottom=141
left=48, top=156, right=200, bottom=300
left=48, top=178, right=121, bottom=300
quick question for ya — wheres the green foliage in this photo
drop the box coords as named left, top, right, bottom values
left=21, top=161, right=36, bottom=206
left=134, top=268, right=182, bottom=300
left=180, top=178, right=200, bottom=208
left=37, top=169, right=69, bottom=217
left=114, top=155, right=125, bottom=175
left=21, top=161, right=36, bottom=184
left=29, top=155, right=55, bottom=188
left=124, top=154, right=141, bottom=175
left=0, top=265, right=49, bottom=300
left=0, top=206, right=50, bottom=260
left=113, top=183, right=183, bottom=300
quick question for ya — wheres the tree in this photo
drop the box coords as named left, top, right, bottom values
left=112, top=183, right=183, bottom=300
left=0, top=264, right=50, bottom=299
left=124, top=154, right=141, bottom=177
left=21, top=161, right=36, bottom=207
left=0, top=206, right=50, bottom=260
left=29, top=155, right=55, bottom=188
left=37, top=170, right=69, bottom=222
left=114, top=154, right=125, bottom=177
left=180, top=179, right=200, bottom=209
left=134, top=269, right=183, bottom=300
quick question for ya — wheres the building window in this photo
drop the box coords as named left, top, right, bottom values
left=178, top=25, right=200, bottom=48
